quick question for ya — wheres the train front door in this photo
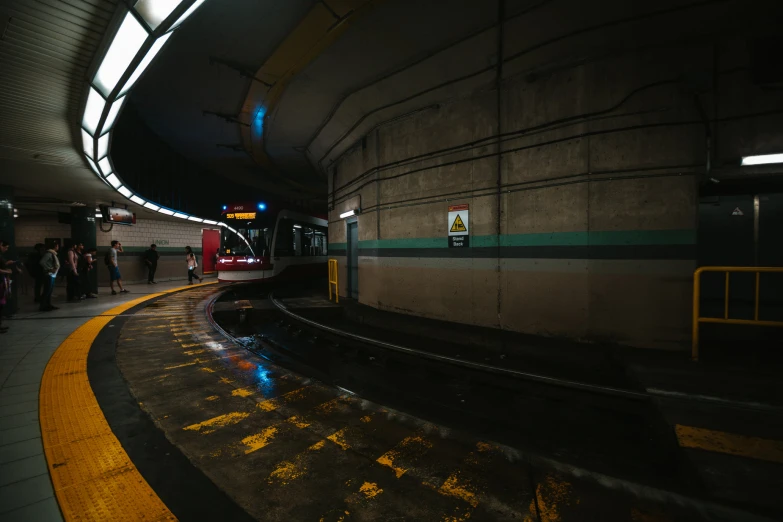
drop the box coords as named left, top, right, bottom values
left=347, top=221, right=358, bottom=299
left=202, top=229, right=220, bottom=274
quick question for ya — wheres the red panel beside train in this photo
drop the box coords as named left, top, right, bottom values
left=217, top=203, right=327, bottom=283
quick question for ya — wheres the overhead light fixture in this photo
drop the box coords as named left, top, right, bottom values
left=130, top=195, right=146, bottom=205
left=158, top=208, right=175, bottom=215
left=82, top=88, right=105, bottom=135
left=97, top=132, right=110, bottom=159
left=120, top=32, right=173, bottom=96
left=117, top=186, right=132, bottom=197
left=339, top=208, right=360, bottom=219
left=93, top=12, right=148, bottom=96
left=188, top=216, right=204, bottom=222
left=98, top=157, right=112, bottom=176
left=134, top=0, right=185, bottom=30
left=105, top=173, right=121, bottom=188
left=169, top=0, right=205, bottom=31
left=173, top=212, right=189, bottom=219
left=86, top=157, right=101, bottom=176
left=102, top=96, right=126, bottom=133
left=144, top=202, right=160, bottom=211
left=82, top=128, right=94, bottom=158
left=293, top=224, right=302, bottom=229
left=741, top=153, right=783, bottom=166
left=203, top=219, right=218, bottom=225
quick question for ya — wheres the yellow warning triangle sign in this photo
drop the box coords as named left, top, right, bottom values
left=450, top=214, right=467, bottom=233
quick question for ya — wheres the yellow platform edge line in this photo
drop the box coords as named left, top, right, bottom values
left=675, top=424, right=783, bottom=464
left=40, top=282, right=218, bottom=521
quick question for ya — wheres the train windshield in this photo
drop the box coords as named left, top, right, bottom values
left=222, top=227, right=273, bottom=257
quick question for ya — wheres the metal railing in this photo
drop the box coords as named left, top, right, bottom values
left=328, top=259, right=339, bottom=303
left=692, top=266, right=783, bottom=361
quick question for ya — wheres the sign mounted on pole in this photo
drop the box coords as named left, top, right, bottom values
left=448, top=204, right=469, bottom=248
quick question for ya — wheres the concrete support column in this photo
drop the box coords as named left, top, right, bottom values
left=71, top=206, right=97, bottom=294
left=0, top=185, right=17, bottom=315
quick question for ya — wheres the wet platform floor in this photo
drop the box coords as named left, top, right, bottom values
left=104, top=286, right=776, bottom=522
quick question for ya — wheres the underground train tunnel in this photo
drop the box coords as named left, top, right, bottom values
left=0, top=0, right=782, bottom=520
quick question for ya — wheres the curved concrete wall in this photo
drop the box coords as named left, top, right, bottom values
left=327, top=1, right=783, bottom=350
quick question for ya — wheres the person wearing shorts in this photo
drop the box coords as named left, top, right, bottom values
left=108, top=240, right=128, bottom=295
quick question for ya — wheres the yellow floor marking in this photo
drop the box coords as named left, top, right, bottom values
left=327, top=428, right=351, bottom=450
left=359, top=481, right=383, bottom=499
left=183, top=349, right=206, bottom=355
left=531, top=474, right=575, bottom=522
left=268, top=439, right=327, bottom=485
left=257, top=386, right=312, bottom=412
left=180, top=343, right=201, bottom=348
left=205, top=395, right=220, bottom=401
left=439, top=472, right=479, bottom=507
left=376, top=435, right=432, bottom=478
left=200, top=367, right=216, bottom=373
left=39, top=281, right=218, bottom=521
left=242, top=426, right=279, bottom=454
left=360, top=415, right=372, bottom=423
left=675, top=424, right=783, bottom=464
left=287, top=415, right=311, bottom=428
left=219, top=377, right=236, bottom=385
left=232, top=387, right=255, bottom=398
left=164, top=361, right=197, bottom=370
left=183, top=411, right=250, bottom=435
left=630, top=506, right=673, bottom=522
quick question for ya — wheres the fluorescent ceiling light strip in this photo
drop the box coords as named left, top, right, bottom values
left=187, top=216, right=204, bottom=222
left=120, top=32, right=173, bottom=96
left=82, top=87, right=105, bottom=135
left=85, top=156, right=100, bottom=176
left=98, top=157, right=112, bottom=176
left=106, top=173, right=121, bottom=188
left=158, top=208, right=175, bottom=215
left=741, top=153, right=783, bottom=166
left=339, top=209, right=356, bottom=219
left=103, top=96, right=126, bottom=133
left=202, top=220, right=217, bottom=225
left=117, top=186, right=132, bottom=197
left=144, top=202, right=160, bottom=211
left=169, top=0, right=205, bottom=31
left=134, top=0, right=185, bottom=30
left=173, top=212, right=189, bottom=219
left=82, top=128, right=94, bottom=158
left=97, top=131, right=110, bottom=160
left=93, top=12, right=149, bottom=97
left=130, top=195, right=146, bottom=205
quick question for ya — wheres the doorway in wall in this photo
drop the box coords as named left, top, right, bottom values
left=347, top=221, right=358, bottom=299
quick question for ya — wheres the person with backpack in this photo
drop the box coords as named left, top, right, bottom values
left=106, top=240, right=128, bottom=295
left=185, top=246, right=203, bottom=285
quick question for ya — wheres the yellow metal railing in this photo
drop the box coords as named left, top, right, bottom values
left=692, top=266, right=783, bottom=361
left=328, top=259, right=339, bottom=303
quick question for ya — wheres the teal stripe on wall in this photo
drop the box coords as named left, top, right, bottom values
left=356, top=229, right=696, bottom=249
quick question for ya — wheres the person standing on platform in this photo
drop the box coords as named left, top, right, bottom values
left=0, top=240, right=15, bottom=334
left=66, top=242, right=84, bottom=302
left=26, top=243, right=44, bottom=303
left=107, top=240, right=128, bottom=295
left=39, top=240, right=60, bottom=311
left=185, top=246, right=203, bottom=285
left=81, top=248, right=97, bottom=299
left=144, top=244, right=159, bottom=284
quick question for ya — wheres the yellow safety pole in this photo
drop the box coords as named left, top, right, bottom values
left=692, top=267, right=702, bottom=362
left=724, top=272, right=730, bottom=319
left=755, top=272, right=760, bottom=321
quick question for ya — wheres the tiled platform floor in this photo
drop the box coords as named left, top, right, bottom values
left=0, top=278, right=210, bottom=520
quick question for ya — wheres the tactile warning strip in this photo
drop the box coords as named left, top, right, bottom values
left=39, top=283, right=218, bottom=521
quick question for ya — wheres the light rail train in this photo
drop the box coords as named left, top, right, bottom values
left=216, top=203, right=327, bottom=283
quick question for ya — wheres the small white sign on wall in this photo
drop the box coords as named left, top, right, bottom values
left=448, top=204, right=469, bottom=248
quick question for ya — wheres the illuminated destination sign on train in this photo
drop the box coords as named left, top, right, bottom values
left=226, top=212, right=257, bottom=220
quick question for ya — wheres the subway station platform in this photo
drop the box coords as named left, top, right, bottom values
left=2, top=281, right=781, bottom=521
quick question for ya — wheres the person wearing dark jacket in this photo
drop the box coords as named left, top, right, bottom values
left=26, top=243, right=44, bottom=303
left=39, top=240, right=60, bottom=311
left=144, top=244, right=160, bottom=284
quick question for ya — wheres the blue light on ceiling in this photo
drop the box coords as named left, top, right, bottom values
left=253, top=106, right=266, bottom=138
left=257, top=202, right=266, bottom=211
